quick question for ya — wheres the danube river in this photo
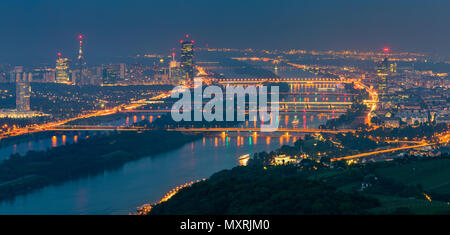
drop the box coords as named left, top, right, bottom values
left=0, top=132, right=300, bottom=214
left=0, top=86, right=351, bottom=214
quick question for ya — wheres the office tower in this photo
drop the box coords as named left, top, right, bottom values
left=168, top=49, right=183, bottom=85
left=376, top=48, right=391, bottom=97
left=377, top=57, right=389, bottom=92
left=31, top=68, right=45, bottom=83
left=55, top=53, right=70, bottom=83
left=390, top=63, right=397, bottom=73
left=102, top=65, right=120, bottom=85
left=10, top=66, right=24, bottom=83
left=43, top=68, right=56, bottom=83
left=169, top=49, right=176, bottom=80
left=180, top=34, right=194, bottom=84
left=16, top=72, right=31, bottom=112
left=119, top=63, right=126, bottom=79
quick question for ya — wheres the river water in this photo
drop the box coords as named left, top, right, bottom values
left=0, top=86, right=350, bottom=214
left=0, top=132, right=301, bottom=214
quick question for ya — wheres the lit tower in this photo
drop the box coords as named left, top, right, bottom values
left=376, top=47, right=390, bottom=98
left=169, top=48, right=176, bottom=80
left=74, top=34, right=86, bottom=84
left=180, top=34, right=194, bottom=85
left=77, top=34, right=85, bottom=66
left=55, top=52, right=70, bottom=84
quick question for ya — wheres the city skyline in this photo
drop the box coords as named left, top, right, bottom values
left=0, top=0, right=449, bottom=221
left=1, top=0, right=449, bottom=65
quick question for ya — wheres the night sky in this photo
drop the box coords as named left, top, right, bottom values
left=1, top=0, right=449, bottom=64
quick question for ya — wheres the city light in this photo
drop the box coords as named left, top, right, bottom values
left=0, top=0, right=448, bottom=220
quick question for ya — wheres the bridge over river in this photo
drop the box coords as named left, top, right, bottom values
left=44, top=125, right=355, bottom=134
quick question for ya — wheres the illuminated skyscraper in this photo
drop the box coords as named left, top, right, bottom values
left=376, top=48, right=390, bottom=97
left=55, top=52, right=70, bottom=83
left=16, top=72, right=31, bottom=112
left=102, top=65, right=120, bottom=85
left=169, top=48, right=182, bottom=84
left=119, top=63, right=126, bottom=79
left=180, top=35, right=194, bottom=84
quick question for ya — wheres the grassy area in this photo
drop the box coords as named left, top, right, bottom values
left=368, top=194, right=450, bottom=215
left=306, top=169, right=342, bottom=180
left=375, top=158, right=450, bottom=194
left=296, top=156, right=450, bottom=214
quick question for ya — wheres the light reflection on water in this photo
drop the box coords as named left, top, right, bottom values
left=0, top=87, right=349, bottom=214
left=0, top=132, right=298, bottom=215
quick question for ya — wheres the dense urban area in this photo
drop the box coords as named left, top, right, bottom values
left=0, top=32, right=449, bottom=215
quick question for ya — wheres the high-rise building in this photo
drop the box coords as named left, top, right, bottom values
left=119, top=63, right=126, bottom=79
left=180, top=35, right=194, bottom=84
left=45, top=69, right=56, bottom=83
left=55, top=53, right=70, bottom=84
left=168, top=48, right=183, bottom=85
left=10, top=66, right=24, bottom=83
left=16, top=72, right=31, bottom=112
left=102, top=65, right=120, bottom=85
left=0, top=67, right=49, bottom=118
left=376, top=57, right=389, bottom=94
left=31, top=67, right=56, bottom=83
left=389, top=63, right=397, bottom=73
left=376, top=47, right=391, bottom=97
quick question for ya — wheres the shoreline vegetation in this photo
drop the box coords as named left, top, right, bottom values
left=0, top=130, right=201, bottom=202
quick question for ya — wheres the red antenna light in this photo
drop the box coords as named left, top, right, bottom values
left=57, top=52, right=62, bottom=57
left=383, top=47, right=390, bottom=53
left=185, top=34, right=189, bottom=38
left=78, top=34, right=83, bottom=40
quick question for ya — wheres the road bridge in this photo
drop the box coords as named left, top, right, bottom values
left=45, top=125, right=355, bottom=134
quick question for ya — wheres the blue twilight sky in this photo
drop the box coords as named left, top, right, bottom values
left=0, top=0, right=449, bottom=64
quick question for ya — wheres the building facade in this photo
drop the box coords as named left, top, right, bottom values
left=180, top=35, right=194, bottom=84
left=55, top=54, right=70, bottom=84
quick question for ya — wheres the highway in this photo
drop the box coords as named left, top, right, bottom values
left=0, top=92, right=171, bottom=140
left=217, top=77, right=352, bottom=85
left=120, top=109, right=348, bottom=113
left=171, top=127, right=354, bottom=134
left=43, top=125, right=355, bottom=134
left=331, top=133, right=450, bottom=162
